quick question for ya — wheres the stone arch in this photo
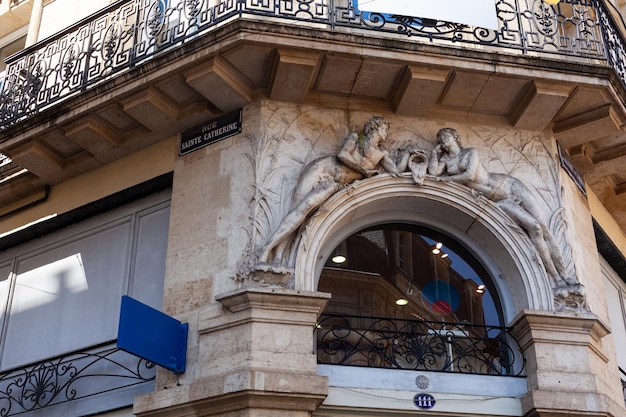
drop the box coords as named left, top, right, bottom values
left=294, top=175, right=554, bottom=323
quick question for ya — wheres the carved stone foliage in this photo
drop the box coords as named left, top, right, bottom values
left=236, top=105, right=348, bottom=288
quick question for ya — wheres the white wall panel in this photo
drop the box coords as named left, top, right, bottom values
left=602, top=261, right=626, bottom=371
left=0, top=191, right=170, bottom=372
left=3, top=222, right=131, bottom=369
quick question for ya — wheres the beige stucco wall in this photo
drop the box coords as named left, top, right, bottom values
left=0, top=137, right=177, bottom=237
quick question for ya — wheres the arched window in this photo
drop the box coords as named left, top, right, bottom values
left=320, top=223, right=502, bottom=326
left=316, top=223, right=523, bottom=376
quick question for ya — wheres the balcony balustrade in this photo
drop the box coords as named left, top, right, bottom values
left=0, top=342, right=155, bottom=417
left=0, top=0, right=625, bottom=130
left=316, top=314, right=525, bottom=376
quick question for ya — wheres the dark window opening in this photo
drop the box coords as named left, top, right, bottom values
left=321, top=224, right=502, bottom=327
left=316, top=224, right=524, bottom=376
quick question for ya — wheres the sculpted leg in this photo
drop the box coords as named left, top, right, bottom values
left=514, top=189, right=576, bottom=285
left=499, top=200, right=569, bottom=287
left=257, top=181, right=340, bottom=265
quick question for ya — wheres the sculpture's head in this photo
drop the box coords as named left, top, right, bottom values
left=363, top=116, right=389, bottom=140
left=436, top=128, right=462, bottom=147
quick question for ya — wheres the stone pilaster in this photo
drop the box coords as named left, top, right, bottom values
left=510, top=310, right=624, bottom=417
left=134, top=286, right=330, bottom=417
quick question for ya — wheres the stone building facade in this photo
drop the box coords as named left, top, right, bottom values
left=0, top=1, right=626, bottom=416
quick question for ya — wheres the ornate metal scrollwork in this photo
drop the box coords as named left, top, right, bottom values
left=0, top=344, right=155, bottom=417
left=530, top=0, right=558, bottom=36
left=316, top=314, right=525, bottom=376
left=60, top=43, right=81, bottom=81
left=102, top=21, right=123, bottom=60
left=146, top=0, right=168, bottom=38
left=0, top=0, right=624, bottom=130
left=184, top=0, right=204, bottom=19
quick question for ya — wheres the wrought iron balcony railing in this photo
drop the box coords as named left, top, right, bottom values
left=0, top=342, right=155, bottom=417
left=316, top=314, right=525, bottom=376
left=0, top=0, right=625, bottom=130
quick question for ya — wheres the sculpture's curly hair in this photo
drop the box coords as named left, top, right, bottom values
left=437, top=127, right=462, bottom=146
left=363, top=116, right=389, bottom=137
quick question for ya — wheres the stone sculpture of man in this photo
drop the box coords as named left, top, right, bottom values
left=427, top=127, right=576, bottom=288
left=257, top=116, right=419, bottom=268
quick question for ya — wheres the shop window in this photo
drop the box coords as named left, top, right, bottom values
left=316, top=223, right=524, bottom=376
left=0, top=190, right=170, bottom=416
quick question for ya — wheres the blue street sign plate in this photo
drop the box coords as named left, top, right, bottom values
left=117, top=295, right=188, bottom=373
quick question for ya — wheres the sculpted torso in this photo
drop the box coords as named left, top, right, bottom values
left=257, top=116, right=408, bottom=268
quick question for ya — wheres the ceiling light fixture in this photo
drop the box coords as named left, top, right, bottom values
left=331, top=243, right=347, bottom=264
left=331, top=254, right=346, bottom=264
left=432, top=242, right=443, bottom=255
left=543, top=0, right=560, bottom=4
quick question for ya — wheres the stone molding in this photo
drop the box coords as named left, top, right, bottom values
left=509, top=310, right=623, bottom=417
left=134, top=287, right=330, bottom=417
left=295, top=174, right=554, bottom=316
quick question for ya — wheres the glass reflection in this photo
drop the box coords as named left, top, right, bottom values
left=321, top=224, right=502, bottom=327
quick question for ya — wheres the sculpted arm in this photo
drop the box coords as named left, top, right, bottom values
left=379, top=153, right=402, bottom=176
left=379, top=147, right=423, bottom=176
left=428, top=145, right=446, bottom=176
left=390, top=147, right=421, bottom=174
left=337, top=133, right=377, bottom=177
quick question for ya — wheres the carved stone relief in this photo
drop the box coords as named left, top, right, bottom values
left=238, top=106, right=586, bottom=311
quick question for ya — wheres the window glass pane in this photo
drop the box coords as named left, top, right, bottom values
left=1, top=221, right=131, bottom=370
left=321, top=224, right=501, bottom=326
left=0, top=263, right=12, bottom=335
left=129, top=204, right=170, bottom=309
left=0, top=192, right=170, bottom=416
left=604, top=276, right=626, bottom=371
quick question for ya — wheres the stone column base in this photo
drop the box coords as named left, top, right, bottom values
left=511, top=310, right=625, bottom=417
left=134, top=286, right=331, bottom=417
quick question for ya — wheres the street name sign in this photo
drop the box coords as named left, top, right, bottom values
left=179, top=109, right=242, bottom=155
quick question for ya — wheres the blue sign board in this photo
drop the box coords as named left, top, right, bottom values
left=558, top=142, right=587, bottom=198
left=413, top=393, right=436, bottom=410
left=117, top=295, right=188, bottom=373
